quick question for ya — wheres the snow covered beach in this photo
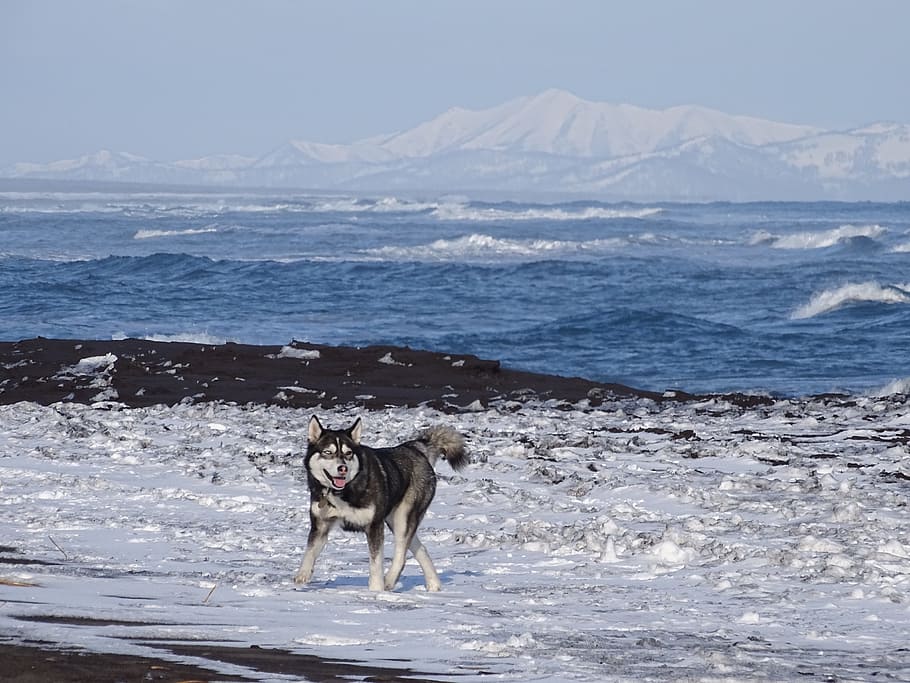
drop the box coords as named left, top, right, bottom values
left=2, top=340, right=910, bottom=681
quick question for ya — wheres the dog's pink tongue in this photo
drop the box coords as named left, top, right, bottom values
left=333, top=477, right=347, bottom=489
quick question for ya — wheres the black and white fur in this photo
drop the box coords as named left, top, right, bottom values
left=295, top=415, right=468, bottom=591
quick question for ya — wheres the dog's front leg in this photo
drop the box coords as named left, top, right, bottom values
left=366, top=522, right=386, bottom=591
left=295, top=514, right=331, bottom=584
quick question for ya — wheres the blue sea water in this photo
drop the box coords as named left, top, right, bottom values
left=1, top=190, right=909, bottom=396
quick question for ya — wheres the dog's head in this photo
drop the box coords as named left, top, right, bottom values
left=306, top=415, right=362, bottom=492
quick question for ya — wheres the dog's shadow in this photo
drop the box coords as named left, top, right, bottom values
left=306, top=570, right=468, bottom=592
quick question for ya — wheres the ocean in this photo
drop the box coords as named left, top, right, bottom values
left=2, top=189, right=908, bottom=396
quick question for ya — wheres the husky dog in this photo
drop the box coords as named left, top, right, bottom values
left=295, top=415, right=468, bottom=591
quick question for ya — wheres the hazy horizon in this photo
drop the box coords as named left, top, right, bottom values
left=3, top=1, right=910, bottom=165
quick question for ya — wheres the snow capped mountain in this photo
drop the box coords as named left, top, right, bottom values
left=4, top=90, right=908, bottom=200
left=11, top=150, right=153, bottom=179
left=568, top=136, right=813, bottom=201
left=774, top=123, right=910, bottom=179
left=350, top=89, right=821, bottom=160
left=255, top=139, right=395, bottom=167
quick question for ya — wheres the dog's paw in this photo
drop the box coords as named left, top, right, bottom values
left=425, top=579, right=442, bottom=592
left=293, top=570, right=311, bottom=585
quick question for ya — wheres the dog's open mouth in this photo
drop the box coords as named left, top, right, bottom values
left=325, top=471, right=347, bottom=490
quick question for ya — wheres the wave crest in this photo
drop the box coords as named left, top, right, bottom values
left=134, top=227, right=219, bottom=240
left=431, top=204, right=662, bottom=222
left=751, top=224, right=886, bottom=249
left=363, top=233, right=632, bottom=262
left=791, top=282, right=910, bottom=319
left=112, top=331, right=230, bottom=345
left=870, top=377, right=910, bottom=396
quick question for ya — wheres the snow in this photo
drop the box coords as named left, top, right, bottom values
left=777, top=125, right=910, bottom=179
left=2, top=393, right=910, bottom=680
left=375, top=89, right=818, bottom=160
left=272, top=346, right=321, bottom=361
left=377, top=352, right=407, bottom=366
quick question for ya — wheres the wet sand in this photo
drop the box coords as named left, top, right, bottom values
left=0, top=640, right=452, bottom=682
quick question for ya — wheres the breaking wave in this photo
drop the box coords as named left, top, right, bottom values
left=870, top=376, right=910, bottom=396
left=751, top=224, right=886, bottom=249
left=362, top=233, right=634, bottom=262
left=112, top=331, right=232, bottom=345
left=791, top=281, right=910, bottom=319
left=2, top=191, right=660, bottom=224
left=431, top=204, right=662, bottom=222
left=134, top=227, right=219, bottom=240
left=310, top=196, right=439, bottom=213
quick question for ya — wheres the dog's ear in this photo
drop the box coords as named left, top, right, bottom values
left=308, top=415, right=324, bottom=443
left=347, top=417, right=362, bottom=444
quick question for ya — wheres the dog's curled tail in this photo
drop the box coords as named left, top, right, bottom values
left=416, top=426, right=468, bottom=471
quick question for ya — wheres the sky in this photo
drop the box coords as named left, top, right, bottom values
left=2, top=0, right=909, bottom=165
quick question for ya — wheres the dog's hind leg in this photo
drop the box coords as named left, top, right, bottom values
left=384, top=536, right=409, bottom=591
left=384, top=507, right=416, bottom=590
left=385, top=509, right=441, bottom=591
left=409, top=535, right=442, bottom=592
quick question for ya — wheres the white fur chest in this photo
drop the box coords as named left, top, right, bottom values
left=311, top=493, right=376, bottom=529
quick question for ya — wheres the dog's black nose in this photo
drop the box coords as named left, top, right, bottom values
left=338, top=464, right=348, bottom=475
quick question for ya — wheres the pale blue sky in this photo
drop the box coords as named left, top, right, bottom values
left=2, top=0, right=909, bottom=164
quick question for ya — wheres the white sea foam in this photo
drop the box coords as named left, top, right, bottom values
left=791, top=281, right=910, bottom=319
left=751, top=223, right=886, bottom=249
left=112, top=331, right=230, bottom=345
left=165, top=196, right=439, bottom=215
left=0, top=204, right=126, bottom=215
left=3, top=191, right=657, bottom=222
left=311, top=196, right=438, bottom=213
left=870, top=377, right=910, bottom=396
left=431, top=204, right=662, bottom=222
left=133, top=227, right=219, bottom=240
left=364, top=233, right=630, bottom=262
left=0, top=252, right=94, bottom=263
left=297, top=198, right=659, bottom=220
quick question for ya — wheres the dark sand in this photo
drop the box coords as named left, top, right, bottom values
left=0, top=337, right=669, bottom=411
left=0, top=640, right=454, bottom=682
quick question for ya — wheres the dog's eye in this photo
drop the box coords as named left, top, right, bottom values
left=321, top=448, right=334, bottom=456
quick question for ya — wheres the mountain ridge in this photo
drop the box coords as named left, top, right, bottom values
left=4, top=89, right=908, bottom=201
